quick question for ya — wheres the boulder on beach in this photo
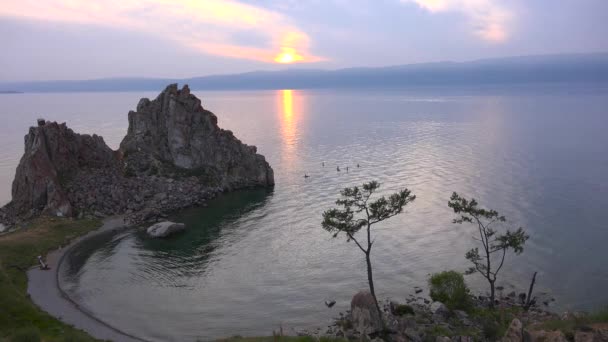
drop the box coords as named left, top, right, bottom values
left=146, top=221, right=186, bottom=238
left=430, top=301, right=450, bottom=320
left=502, top=318, right=523, bottom=342
left=351, top=291, right=383, bottom=335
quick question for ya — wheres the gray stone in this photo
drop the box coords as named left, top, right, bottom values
left=396, top=316, right=417, bottom=333
left=351, top=291, right=383, bottom=335
left=430, top=301, right=450, bottom=319
left=146, top=221, right=186, bottom=238
left=502, top=318, right=523, bottom=342
left=454, top=310, right=468, bottom=320
left=436, top=337, right=451, bottom=342
left=404, top=327, right=422, bottom=342
left=526, top=330, right=568, bottom=342
left=574, top=331, right=594, bottom=342
left=456, top=337, right=474, bottom=342
left=0, top=223, right=6, bottom=233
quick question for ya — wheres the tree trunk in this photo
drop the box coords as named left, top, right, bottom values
left=524, top=272, right=537, bottom=311
left=365, top=251, right=384, bottom=329
left=489, top=280, right=496, bottom=308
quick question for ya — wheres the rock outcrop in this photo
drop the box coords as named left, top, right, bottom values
left=2, top=84, right=274, bottom=225
left=146, top=221, right=186, bottom=238
left=8, top=120, right=117, bottom=217
left=120, top=84, right=274, bottom=188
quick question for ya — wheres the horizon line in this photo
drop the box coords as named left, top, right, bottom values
left=2, top=51, right=608, bottom=84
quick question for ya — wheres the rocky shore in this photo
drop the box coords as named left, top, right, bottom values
left=309, top=291, right=608, bottom=342
left=0, top=84, right=274, bottom=228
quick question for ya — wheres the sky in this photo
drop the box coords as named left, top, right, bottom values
left=1, top=0, right=607, bottom=81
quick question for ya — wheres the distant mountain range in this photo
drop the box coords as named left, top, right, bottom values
left=2, top=53, right=608, bottom=92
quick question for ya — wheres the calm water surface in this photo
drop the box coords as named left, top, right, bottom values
left=1, top=85, right=608, bottom=341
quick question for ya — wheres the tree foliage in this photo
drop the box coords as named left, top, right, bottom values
left=428, top=270, right=472, bottom=312
left=448, top=192, right=529, bottom=307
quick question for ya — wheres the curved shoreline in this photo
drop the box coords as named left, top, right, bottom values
left=27, top=216, right=149, bottom=342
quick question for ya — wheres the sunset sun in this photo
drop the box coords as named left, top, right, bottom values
left=274, top=47, right=304, bottom=64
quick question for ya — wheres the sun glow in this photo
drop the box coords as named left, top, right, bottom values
left=274, top=47, right=304, bottom=64
left=0, top=0, right=326, bottom=63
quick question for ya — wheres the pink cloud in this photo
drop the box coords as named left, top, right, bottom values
left=403, top=0, right=512, bottom=42
left=0, top=0, right=325, bottom=63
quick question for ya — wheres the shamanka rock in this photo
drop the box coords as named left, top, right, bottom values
left=119, top=84, right=274, bottom=188
left=1, top=84, right=274, bottom=226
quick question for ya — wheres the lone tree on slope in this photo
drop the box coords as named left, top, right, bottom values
left=322, top=181, right=416, bottom=324
left=448, top=192, right=529, bottom=308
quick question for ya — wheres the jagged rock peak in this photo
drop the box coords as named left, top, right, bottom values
left=10, top=120, right=117, bottom=217
left=120, top=83, right=274, bottom=188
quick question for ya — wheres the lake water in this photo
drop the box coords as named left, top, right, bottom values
left=1, top=84, right=608, bottom=341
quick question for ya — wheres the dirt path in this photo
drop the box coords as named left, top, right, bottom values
left=27, top=216, right=147, bottom=342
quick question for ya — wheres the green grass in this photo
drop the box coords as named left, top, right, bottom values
left=422, top=325, right=453, bottom=342
left=470, top=306, right=522, bottom=341
left=589, top=307, right=608, bottom=322
left=393, top=304, right=415, bottom=316
left=428, top=270, right=472, bottom=312
left=0, top=217, right=102, bottom=341
left=535, top=306, right=608, bottom=337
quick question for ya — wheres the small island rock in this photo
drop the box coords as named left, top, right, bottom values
left=146, top=221, right=186, bottom=238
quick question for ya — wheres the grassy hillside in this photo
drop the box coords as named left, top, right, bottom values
left=0, top=217, right=101, bottom=341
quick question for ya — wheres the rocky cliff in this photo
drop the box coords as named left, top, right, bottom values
left=120, top=84, right=274, bottom=188
left=2, top=84, right=274, bottom=225
left=8, top=120, right=117, bottom=218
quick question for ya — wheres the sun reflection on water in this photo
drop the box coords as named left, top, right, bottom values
left=278, top=89, right=301, bottom=170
